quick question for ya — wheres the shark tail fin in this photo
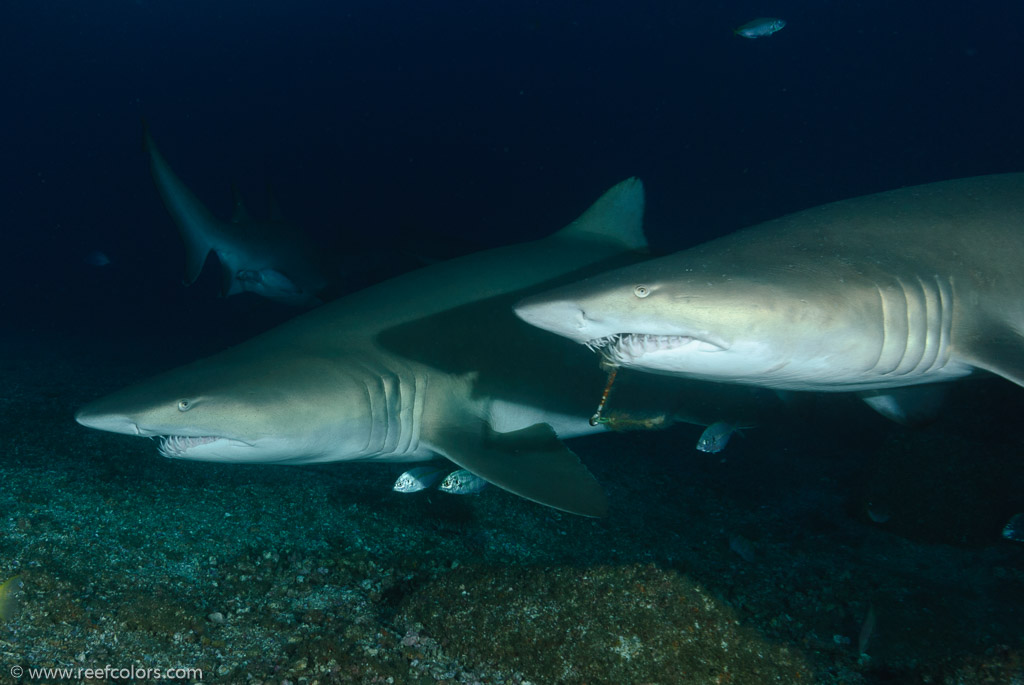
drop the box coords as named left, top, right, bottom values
left=552, top=178, right=647, bottom=251
left=143, top=126, right=220, bottom=286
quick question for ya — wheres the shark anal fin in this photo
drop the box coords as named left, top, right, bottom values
left=425, top=421, right=608, bottom=518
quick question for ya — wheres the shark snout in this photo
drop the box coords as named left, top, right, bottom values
left=514, top=296, right=596, bottom=343
left=75, top=406, right=142, bottom=436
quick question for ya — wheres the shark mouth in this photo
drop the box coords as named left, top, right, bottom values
left=584, top=333, right=703, bottom=364
left=157, top=435, right=222, bottom=458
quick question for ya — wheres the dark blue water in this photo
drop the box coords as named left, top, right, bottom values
left=4, top=1, right=1022, bottom=339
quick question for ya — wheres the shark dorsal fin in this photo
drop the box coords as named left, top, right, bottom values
left=551, top=177, right=646, bottom=251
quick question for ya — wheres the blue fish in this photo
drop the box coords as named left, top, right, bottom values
left=735, top=18, right=786, bottom=39
left=696, top=421, right=742, bottom=453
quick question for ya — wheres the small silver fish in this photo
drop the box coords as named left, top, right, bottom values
left=438, top=469, right=489, bottom=495
left=735, top=17, right=786, bottom=39
left=393, top=466, right=446, bottom=493
left=696, top=421, right=740, bottom=453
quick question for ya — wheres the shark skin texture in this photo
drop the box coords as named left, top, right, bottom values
left=145, top=127, right=327, bottom=306
left=515, top=174, right=1024, bottom=423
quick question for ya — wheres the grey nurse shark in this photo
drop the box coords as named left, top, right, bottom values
left=515, top=174, right=1024, bottom=421
left=78, top=179, right=717, bottom=517
left=145, top=129, right=327, bottom=306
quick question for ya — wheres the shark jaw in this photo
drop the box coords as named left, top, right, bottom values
left=585, top=333, right=716, bottom=359
left=156, top=435, right=238, bottom=459
left=580, top=332, right=808, bottom=387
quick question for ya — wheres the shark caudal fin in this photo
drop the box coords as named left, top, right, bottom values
left=424, top=420, right=609, bottom=517
left=550, top=178, right=646, bottom=251
left=143, top=125, right=220, bottom=286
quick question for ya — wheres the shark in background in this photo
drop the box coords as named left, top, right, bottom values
left=515, top=174, right=1024, bottom=424
left=145, top=126, right=327, bottom=307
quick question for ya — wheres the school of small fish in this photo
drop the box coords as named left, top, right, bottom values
left=393, top=467, right=489, bottom=496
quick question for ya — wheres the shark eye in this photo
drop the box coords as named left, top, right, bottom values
left=634, top=285, right=651, bottom=298
left=177, top=399, right=193, bottom=412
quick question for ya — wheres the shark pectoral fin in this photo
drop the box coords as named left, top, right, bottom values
left=858, top=386, right=947, bottom=426
left=960, top=326, right=1024, bottom=388
left=424, top=421, right=609, bottom=518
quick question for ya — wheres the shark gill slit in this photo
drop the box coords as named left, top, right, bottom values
left=379, top=369, right=402, bottom=454
left=877, top=275, right=953, bottom=379
left=874, top=279, right=920, bottom=377
left=893, top=277, right=926, bottom=376
left=915, top=274, right=943, bottom=374
left=352, top=360, right=381, bottom=455
left=357, top=359, right=421, bottom=457
left=362, top=379, right=379, bottom=454
left=938, top=275, right=954, bottom=370
left=896, top=274, right=954, bottom=377
left=399, top=368, right=426, bottom=456
left=385, top=364, right=424, bottom=457
left=871, top=283, right=893, bottom=374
